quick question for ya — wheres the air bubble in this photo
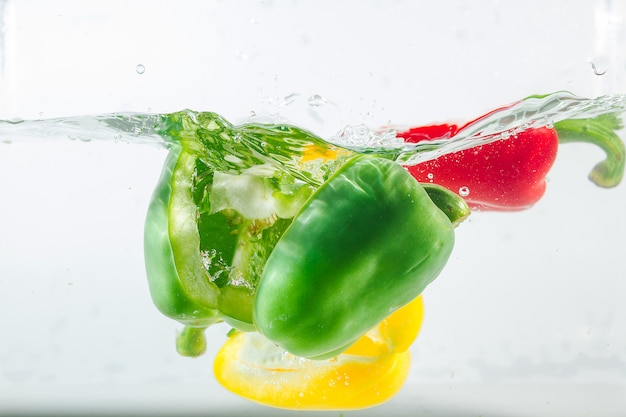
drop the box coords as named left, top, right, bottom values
left=427, top=173, right=434, bottom=182
left=135, top=64, right=145, bottom=74
left=459, top=186, right=470, bottom=197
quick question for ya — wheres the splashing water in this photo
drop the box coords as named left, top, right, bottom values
left=1, top=92, right=625, bottom=170
left=332, top=92, right=626, bottom=165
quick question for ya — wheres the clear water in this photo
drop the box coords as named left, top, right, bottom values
left=1, top=92, right=625, bottom=416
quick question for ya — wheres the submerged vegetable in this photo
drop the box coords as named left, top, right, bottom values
left=143, top=95, right=624, bottom=411
left=254, top=155, right=468, bottom=359
left=215, top=296, right=424, bottom=410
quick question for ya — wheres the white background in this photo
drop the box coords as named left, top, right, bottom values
left=1, top=1, right=625, bottom=416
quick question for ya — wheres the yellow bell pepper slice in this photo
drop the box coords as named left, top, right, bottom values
left=343, top=293, right=424, bottom=357
left=213, top=296, right=424, bottom=410
left=300, top=144, right=340, bottom=162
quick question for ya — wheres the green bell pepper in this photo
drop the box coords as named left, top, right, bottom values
left=144, top=111, right=468, bottom=358
left=253, top=155, right=465, bottom=360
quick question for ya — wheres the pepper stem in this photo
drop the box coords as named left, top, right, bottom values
left=176, top=326, right=208, bottom=357
left=421, top=183, right=471, bottom=227
left=554, top=113, right=625, bottom=188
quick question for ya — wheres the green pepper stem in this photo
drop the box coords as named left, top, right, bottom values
left=176, top=326, right=208, bottom=357
left=421, top=183, right=471, bottom=227
left=554, top=113, right=625, bottom=188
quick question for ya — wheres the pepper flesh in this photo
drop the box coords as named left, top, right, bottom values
left=214, top=296, right=423, bottom=410
left=144, top=145, right=222, bottom=329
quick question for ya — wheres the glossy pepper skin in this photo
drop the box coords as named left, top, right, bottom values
left=253, top=155, right=464, bottom=360
left=399, top=124, right=558, bottom=211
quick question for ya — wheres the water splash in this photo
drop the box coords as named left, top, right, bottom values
left=0, top=113, right=169, bottom=147
left=1, top=92, right=625, bottom=168
left=329, top=92, right=626, bottom=165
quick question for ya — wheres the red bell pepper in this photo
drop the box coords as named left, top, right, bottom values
left=397, top=102, right=624, bottom=211
left=399, top=124, right=558, bottom=211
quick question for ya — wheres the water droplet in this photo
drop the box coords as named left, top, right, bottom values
left=427, top=173, right=434, bottom=180
left=459, top=186, right=470, bottom=197
left=500, top=131, right=511, bottom=140
left=250, top=110, right=257, bottom=117
left=307, top=94, right=327, bottom=107
left=135, top=64, right=145, bottom=74
left=133, top=127, right=143, bottom=135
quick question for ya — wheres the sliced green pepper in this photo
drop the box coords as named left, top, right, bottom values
left=144, top=145, right=221, bottom=328
left=254, top=155, right=465, bottom=360
left=144, top=143, right=307, bottom=355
